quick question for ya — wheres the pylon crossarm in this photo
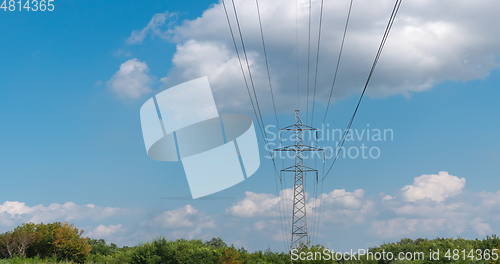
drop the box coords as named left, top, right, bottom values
left=281, top=127, right=318, bottom=131
left=280, top=124, right=302, bottom=130
left=274, top=146, right=323, bottom=152
left=280, top=122, right=317, bottom=131
left=297, top=146, right=323, bottom=151
left=281, top=166, right=316, bottom=173
left=273, top=146, right=296, bottom=151
left=280, top=165, right=296, bottom=171
left=300, top=165, right=317, bottom=171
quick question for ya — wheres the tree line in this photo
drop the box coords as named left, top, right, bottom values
left=0, top=222, right=498, bottom=263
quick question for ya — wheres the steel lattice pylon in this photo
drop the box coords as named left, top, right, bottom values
left=274, top=109, right=322, bottom=249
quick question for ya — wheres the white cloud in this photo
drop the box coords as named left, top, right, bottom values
left=87, top=224, right=124, bottom=239
left=127, top=12, right=176, bottom=44
left=393, top=202, right=465, bottom=217
left=0, top=201, right=123, bottom=231
left=0, top=202, right=217, bottom=245
left=401, top=171, right=465, bottom=202
left=374, top=201, right=470, bottom=238
left=316, top=189, right=365, bottom=208
left=310, top=189, right=374, bottom=224
left=0, top=201, right=33, bottom=216
left=382, top=194, right=394, bottom=201
left=153, top=205, right=204, bottom=228
left=229, top=188, right=373, bottom=225
left=372, top=196, right=497, bottom=239
left=135, top=0, right=500, bottom=112
left=471, top=218, right=493, bottom=236
left=151, top=205, right=215, bottom=239
left=370, top=173, right=497, bottom=239
left=372, top=218, right=448, bottom=238
left=227, top=190, right=289, bottom=218
left=1, top=171, right=497, bottom=249
left=478, top=191, right=500, bottom=222
left=227, top=171, right=498, bottom=243
left=168, top=40, right=254, bottom=110
left=108, top=58, right=153, bottom=99
left=479, top=190, right=500, bottom=208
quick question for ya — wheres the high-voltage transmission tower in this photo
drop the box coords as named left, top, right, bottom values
left=274, top=109, right=323, bottom=249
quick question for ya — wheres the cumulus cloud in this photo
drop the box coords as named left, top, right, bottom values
left=479, top=190, right=500, bottom=208
left=227, top=171, right=498, bottom=243
left=226, top=188, right=373, bottom=243
left=108, top=58, right=153, bottom=99
left=372, top=218, right=448, bottom=238
left=127, top=12, right=177, bottom=44
left=0, top=201, right=33, bottom=216
left=133, top=0, right=500, bottom=112
left=316, top=189, right=365, bottom=208
left=311, top=189, right=374, bottom=224
left=151, top=205, right=215, bottom=239
left=228, top=188, right=373, bottom=225
left=401, top=171, right=465, bottom=202
left=471, top=218, right=493, bottom=236
left=153, top=205, right=205, bottom=228
left=0, top=201, right=123, bottom=232
left=227, top=190, right=289, bottom=218
left=371, top=197, right=497, bottom=239
left=1, top=172, right=496, bottom=248
left=0, top=201, right=218, bottom=245
left=87, top=224, right=124, bottom=239
left=371, top=172, right=498, bottom=239
left=373, top=201, right=470, bottom=238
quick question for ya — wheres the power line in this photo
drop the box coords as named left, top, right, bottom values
left=231, top=0, right=288, bottom=247
left=310, top=0, right=325, bottom=126
left=221, top=0, right=264, bottom=137
left=255, top=0, right=280, bottom=128
left=221, top=0, right=288, bottom=249
left=323, top=0, right=403, bottom=180
left=295, top=0, right=300, bottom=109
left=247, top=0, right=287, bottom=247
left=230, top=0, right=267, bottom=139
left=315, top=0, right=402, bottom=244
left=305, top=0, right=312, bottom=124
left=322, top=0, right=354, bottom=124
left=231, top=0, right=294, bottom=249
left=308, top=0, right=345, bottom=244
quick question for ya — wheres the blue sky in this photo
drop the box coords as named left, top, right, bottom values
left=1, top=0, right=499, bottom=252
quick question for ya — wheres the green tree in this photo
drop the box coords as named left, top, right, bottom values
left=28, top=222, right=60, bottom=258
left=0, top=224, right=36, bottom=258
left=220, top=247, right=242, bottom=264
left=131, top=242, right=161, bottom=264
left=205, top=237, right=227, bottom=249
left=52, top=223, right=91, bottom=263
left=89, top=238, right=118, bottom=256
